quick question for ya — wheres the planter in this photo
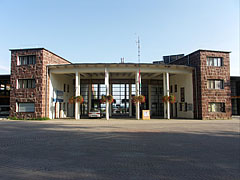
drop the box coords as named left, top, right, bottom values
left=100, top=95, right=114, bottom=104
left=162, top=95, right=169, bottom=103
left=68, top=95, right=84, bottom=104
left=168, top=95, right=176, bottom=104
left=132, top=95, right=146, bottom=104
left=162, top=95, right=176, bottom=104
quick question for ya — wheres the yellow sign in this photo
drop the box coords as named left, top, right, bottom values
left=142, top=110, right=150, bottom=120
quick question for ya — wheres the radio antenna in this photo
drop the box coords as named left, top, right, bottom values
left=136, top=36, right=140, bottom=64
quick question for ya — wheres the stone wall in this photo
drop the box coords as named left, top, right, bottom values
left=200, top=51, right=231, bottom=119
left=170, top=50, right=231, bottom=119
left=10, top=48, right=70, bottom=119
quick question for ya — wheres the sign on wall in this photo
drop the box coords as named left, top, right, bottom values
left=53, top=90, right=64, bottom=102
left=142, top=110, right=150, bottom=120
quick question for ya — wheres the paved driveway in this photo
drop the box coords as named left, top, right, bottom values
left=0, top=118, right=239, bottom=180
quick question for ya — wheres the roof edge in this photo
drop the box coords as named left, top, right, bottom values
left=169, top=49, right=231, bottom=64
left=9, top=47, right=72, bottom=64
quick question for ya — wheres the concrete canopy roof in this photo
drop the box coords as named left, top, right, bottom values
left=48, top=63, right=194, bottom=75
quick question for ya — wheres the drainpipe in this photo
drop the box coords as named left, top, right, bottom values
left=194, top=67, right=198, bottom=119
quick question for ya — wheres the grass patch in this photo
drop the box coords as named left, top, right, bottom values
left=8, top=116, right=50, bottom=121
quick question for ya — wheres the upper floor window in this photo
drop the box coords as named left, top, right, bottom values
left=18, top=79, right=36, bottom=89
left=18, top=55, right=36, bottom=65
left=180, top=87, right=185, bottom=102
left=174, top=84, right=177, bottom=92
left=207, top=80, right=224, bottom=89
left=207, top=57, right=223, bottom=67
left=208, top=102, right=225, bottom=112
left=17, top=103, right=35, bottom=112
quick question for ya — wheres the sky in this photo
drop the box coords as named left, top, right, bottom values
left=0, top=0, right=239, bottom=75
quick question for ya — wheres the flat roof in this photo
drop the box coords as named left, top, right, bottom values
left=9, top=48, right=72, bottom=64
left=168, top=49, right=231, bottom=64
left=47, top=62, right=194, bottom=71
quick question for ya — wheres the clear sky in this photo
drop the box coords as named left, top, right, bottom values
left=0, top=0, right=239, bottom=75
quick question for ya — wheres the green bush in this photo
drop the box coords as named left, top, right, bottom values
left=8, top=117, right=50, bottom=121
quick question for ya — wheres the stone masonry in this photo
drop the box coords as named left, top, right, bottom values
left=170, top=50, right=231, bottom=119
left=10, top=48, right=71, bottom=119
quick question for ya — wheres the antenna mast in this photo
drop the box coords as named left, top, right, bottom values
left=137, top=36, right=140, bottom=64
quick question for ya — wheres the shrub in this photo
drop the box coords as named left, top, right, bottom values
left=8, top=117, right=50, bottom=121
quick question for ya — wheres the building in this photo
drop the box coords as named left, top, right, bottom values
left=166, top=50, right=232, bottom=120
left=231, top=76, right=240, bottom=115
left=0, top=75, right=10, bottom=116
left=9, top=48, right=232, bottom=120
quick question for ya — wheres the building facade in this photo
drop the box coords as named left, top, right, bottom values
left=231, top=76, right=240, bottom=115
left=10, top=48, right=70, bottom=119
left=168, top=50, right=232, bottom=119
left=0, top=75, right=10, bottom=116
left=9, top=48, right=232, bottom=120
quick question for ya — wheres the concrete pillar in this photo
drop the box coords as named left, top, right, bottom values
left=148, top=84, right=152, bottom=115
left=75, top=72, right=80, bottom=119
left=88, top=82, right=92, bottom=113
left=135, top=70, right=140, bottom=120
left=105, top=68, right=110, bottom=120
left=166, top=72, right=170, bottom=120
left=129, top=83, right=132, bottom=117
left=56, top=102, right=59, bottom=118
left=163, top=73, right=167, bottom=119
left=109, top=84, right=112, bottom=117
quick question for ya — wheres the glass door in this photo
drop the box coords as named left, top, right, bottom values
left=111, top=84, right=129, bottom=117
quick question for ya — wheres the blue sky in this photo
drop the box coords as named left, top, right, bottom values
left=0, top=0, right=239, bottom=75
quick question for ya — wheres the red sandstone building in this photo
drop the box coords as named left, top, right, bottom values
left=9, top=48, right=232, bottom=120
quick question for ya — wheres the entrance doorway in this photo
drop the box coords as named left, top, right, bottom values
left=111, top=84, right=129, bottom=117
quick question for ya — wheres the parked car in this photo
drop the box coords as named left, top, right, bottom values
left=88, top=108, right=101, bottom=118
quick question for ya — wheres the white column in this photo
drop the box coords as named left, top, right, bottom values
left=148, top=84, right=151, bottom=115
left=166, top=72, right=170, bottom=120
left=105, top=68, right=110, bottom=120
left=163, top=73, right=167, bottom=119
left=129, top=83, right=132, bottom=117
left=88, top=82, right=91, bottom=113
left=75, top=72, right=80, bottom=119
left=109, top=84, right=112, bottom=117
left=135, top=70, right=140, bottom=120
left=56, top=102, right=59, bottom=118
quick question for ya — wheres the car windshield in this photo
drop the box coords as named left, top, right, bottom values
left=90, top=109, right=99, bottom=112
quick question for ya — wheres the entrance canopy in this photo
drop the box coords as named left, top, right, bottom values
left=48, top=63, right=194, bottom=120
left=48, top=63, right=193, bottom=76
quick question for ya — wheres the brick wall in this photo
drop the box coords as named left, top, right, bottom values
left=170, top=50, right=231, bottom=119
left=200, top=51, right=231, bottom=119
left=10, top=48, right=70, bottom=119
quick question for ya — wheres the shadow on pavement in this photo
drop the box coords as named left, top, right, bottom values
left=0, top=120, right=239, bottom=180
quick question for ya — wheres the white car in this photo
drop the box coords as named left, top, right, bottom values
left=88, top=109, right=101, bottom=118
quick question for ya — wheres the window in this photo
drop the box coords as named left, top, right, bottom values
left=18, top=103, right=35, bottom=112
left=208, top=103, right=225, bottom=112
left=175, top=84, right=177, bottom=92
left=67, top=85, right=69, bottom=92
left=207, top=57, right=223, bottom=67
left=179, top=103, right=182, bottom=111
left=64, top=84, right=66, bottom=92
left=185, top=103, right=188, bottom=112
left=18, top=55, right=36, bottom=65
left=180, top=87, right=185, bottom=102
left=207, top=80, right=224, bottom=89
left=18, top=79, right=36, bottom=89
left=170, top=85, right=173, bottom=93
